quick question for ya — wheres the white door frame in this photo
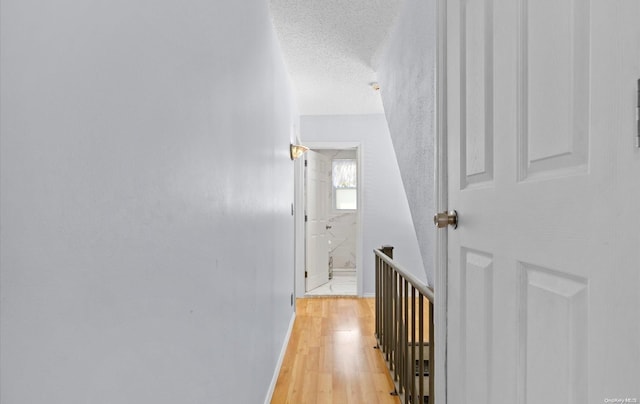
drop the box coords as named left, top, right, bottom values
left=294, top=141, right=363, bottom=298
left=434, top=0, right=448, bottom=402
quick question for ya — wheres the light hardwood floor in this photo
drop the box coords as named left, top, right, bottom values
left=271, top=298, right=399, bottom=404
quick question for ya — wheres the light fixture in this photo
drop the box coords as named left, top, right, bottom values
left=290, top=144, right=309, bottom=160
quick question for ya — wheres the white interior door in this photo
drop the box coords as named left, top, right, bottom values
left=305, top=150, right=330, bottom=292
left=445, top=1, right=640, bottom=403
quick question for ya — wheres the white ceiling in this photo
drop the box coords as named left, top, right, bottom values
left=269, top=0, right=404, bottom=115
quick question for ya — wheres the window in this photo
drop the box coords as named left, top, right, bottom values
left=332, top=159, right=357, bottom=210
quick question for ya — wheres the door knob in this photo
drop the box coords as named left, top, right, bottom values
left=433, top=210, right=458, bottom=229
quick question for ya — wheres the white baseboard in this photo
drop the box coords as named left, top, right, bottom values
left=363, top=292, right=375, bottom=298
left=264, top=311, right=296, bottom=404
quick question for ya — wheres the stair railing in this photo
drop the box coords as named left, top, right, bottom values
left=375, top=246, right=435, bottom=404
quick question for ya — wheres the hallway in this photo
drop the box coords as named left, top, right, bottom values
left=272, top=298, right=398, bottom=403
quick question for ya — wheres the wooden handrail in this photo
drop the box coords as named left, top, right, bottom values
left=374, top=249, right=434, bottom=302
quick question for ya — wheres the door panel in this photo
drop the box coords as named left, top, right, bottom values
left=461, top=0, right=494, bottom=188
left=518, top=0, right=590, bottom=180
left=305, top=151, right=330, bottom=291
left=518, top=263, right=588, bottom=404
left=461, top=248, right=493, bottom=404
left=446, top=1, right=640, bottom=403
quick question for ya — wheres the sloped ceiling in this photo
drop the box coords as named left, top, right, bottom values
left=269, top=0, right=404, bottom=115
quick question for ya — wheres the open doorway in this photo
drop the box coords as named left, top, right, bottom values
left=303, top=147, right=360, bottom=296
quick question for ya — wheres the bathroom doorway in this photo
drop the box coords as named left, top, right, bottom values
left=304, top=147, right=359, bottom=296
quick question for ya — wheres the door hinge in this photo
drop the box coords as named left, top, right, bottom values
left=304, top=160, right=308, bottom=167
left=305, top=271, right=308, bottom=278
left=636, top=79, right=640, bottom=148
left=305, top=214, right=308, bottom=222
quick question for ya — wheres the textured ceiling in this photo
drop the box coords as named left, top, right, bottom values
left=269, top=0, right=404, bottom=115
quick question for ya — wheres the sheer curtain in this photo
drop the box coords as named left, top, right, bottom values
left=332, top=159, right=357, bottom=188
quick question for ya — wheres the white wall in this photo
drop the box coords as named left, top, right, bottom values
left=0, top=1, right=296, bottom=403
left=301, top=114, right=425, bottom=296
left=376, top=0, right=437, bottom=285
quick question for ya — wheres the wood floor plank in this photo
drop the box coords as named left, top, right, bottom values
left=272, top=298, right=398, bottom=404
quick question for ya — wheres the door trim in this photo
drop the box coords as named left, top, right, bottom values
left=294, top=141, right=363, bottom=298
left=435, top=0, right=449, bottom=402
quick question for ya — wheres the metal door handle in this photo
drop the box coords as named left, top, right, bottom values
left=433, top=210, right=458, bottom=229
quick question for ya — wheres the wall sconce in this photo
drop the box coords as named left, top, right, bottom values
left=290, top=144, right=309, bottom=160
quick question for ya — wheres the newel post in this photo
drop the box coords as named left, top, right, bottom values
left=380, top=245, right=394, bottom=259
